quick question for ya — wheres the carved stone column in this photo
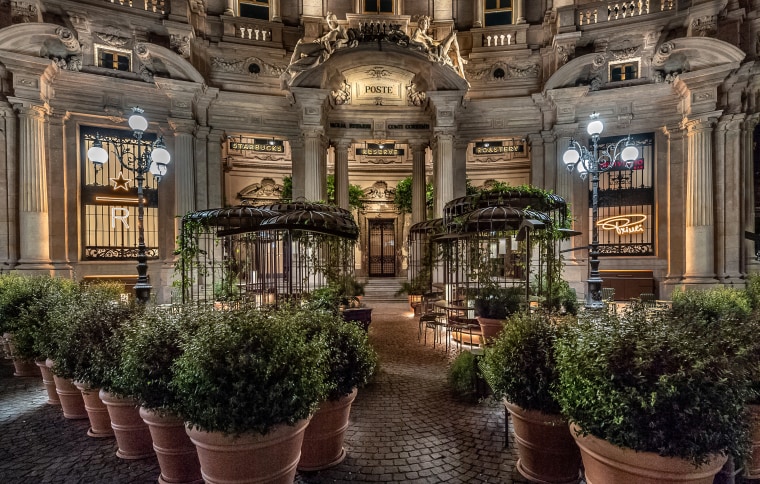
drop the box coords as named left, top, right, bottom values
left=225, top=0, right=234, bottom=15
left=453, top=136, right=468, bottom=200
left=333, top=140, right=350, bottom=210
left=290, top=137, right=305, bottom=201
left=169, top=118, right=196, bottom=217
left=662, top=124, right=686, bottom=295
left=14, top=102, right=53, bottom=272
left=303, top=128, right=327, bottom=202
left=0, top=103, right=18, bottom=268
left=473, top=1, right=484, bottom=28
left=46, top=111, right=73, bottom=275
left=410, top=141, right=427, bottom=225
left=271, top=0, right=281, bottom=22
left=207, top=129, right=224, bottom=208
left=714, top=114, right=744, bottom=284
left=515, top=0, right=526, bottom=23
left=194, top=126, right=209, bottom=209
left=432, top=130, right=454, bottom=219
left=683, top=114, right=718, bottom=285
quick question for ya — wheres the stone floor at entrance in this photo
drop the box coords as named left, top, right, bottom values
left=0, top=302, right=532, bottom=483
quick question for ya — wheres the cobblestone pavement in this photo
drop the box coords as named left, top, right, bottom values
left=0, top=302, right=528, bottom=483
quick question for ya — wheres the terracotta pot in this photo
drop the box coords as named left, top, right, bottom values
left=4, top=334, right=39, bottom=377
left=504, top=401, right=581, bottom=484
left=74, top=382, right=113, bottom=438
left=99, top=390, right=154, bottom=460
left=140, top=407, right=203, bottom=484
left=570, top=423, right=727, bottom=484
left=476, top=316, right=505, bottom=344
left=747, top=403, right=760, bottom=479
left=298, top=388, right=358, bottom=471
left=52, top=373, right=88, bottom=419
left=186, top=418, right=310, bottom=484
left=11, top=357, right=40, bottom=377
left=35, top=360, right=59, bottom=405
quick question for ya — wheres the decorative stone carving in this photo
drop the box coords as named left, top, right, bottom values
left=331, top=80, right=351, bottom=105
left=55, top=27, right=80, bottom=51
left=95, top=28, right=129, bottom=47
left=366, top=67, right=391, bottom=79
left=11, top=1, right=38, bottom=23
left=468, top=61, right=539, bottom=81
left=134, top=43, right=155, bottom=82
left=409, top=15, right=466, bottom=79
left=363, top=181, right=394, bottom=199
left=691, top=15, right=717, bottom=37
left=239, top=178, right=284, bottom=200
left=51, top=54, right=82, bottom=71
left=610, top=45, right=641, bottom=61
left=406, top=81, right=425, bottom=106
left=652, top=41, right=675, bottom=66
left=555, top=44, right=571, bottom=66
left=281, top=12, right=357, bottom=86
left=211, top=57, right=243, bottom=73
left=170, top=34, right=191, bottom=58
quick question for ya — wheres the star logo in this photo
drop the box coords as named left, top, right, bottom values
left=111, top=171, right=131, bottom=191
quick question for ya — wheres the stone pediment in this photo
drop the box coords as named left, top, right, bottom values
left=286, top=42, right=469, bottom=93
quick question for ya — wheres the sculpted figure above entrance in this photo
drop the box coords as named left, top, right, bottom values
left=281, top=13, right=468, bottom=88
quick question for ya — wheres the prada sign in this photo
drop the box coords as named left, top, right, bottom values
left=473, top=141, right=525, bottom=155
left=229, top=138, right=284, bottom=152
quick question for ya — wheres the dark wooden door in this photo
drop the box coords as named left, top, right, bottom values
left=368, top=219, right=396, bottom=276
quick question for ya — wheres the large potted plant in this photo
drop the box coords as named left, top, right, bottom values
left=745, top=273, right=760, bottom=479
left=116, top=304, right=206, bottom=484
left=172, top=306, right=329, bottom=484
left=473, top=284, right=523, bottom=343
left=480, top=311, right=581, bottom=484
left=0, top=274, right=43, bottom=377
left=295, top=308, right=378, bottom=471
left=555, top=296, right=760, bottom=484
left=25, top=276, right=81, bottom=405
left=51, top=282, right=149, bottom=450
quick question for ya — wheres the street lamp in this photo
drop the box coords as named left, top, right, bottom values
left=87, top=107, right=171, bottom=303
left=562, top=113, right=639, bottom=309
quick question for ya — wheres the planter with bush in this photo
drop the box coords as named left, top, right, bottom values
left=473, top=284, right=523, bottom=343
left=50, top=282, right=151, bottom=453
left=172, top=306, right=329, bottom=483
left=116, top=304, right=208, bottom=482
left=480, top=311, right=580, bottom=484
left=295, top=308, right=377, bottom=471
left=555, top=296, right=760, bottom=484
left=746, top=273, right=760, bottom=479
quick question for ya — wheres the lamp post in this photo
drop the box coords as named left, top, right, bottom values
left=562, top=113, right=639, bottom=309
left=87, top=107, right=171, bottom=303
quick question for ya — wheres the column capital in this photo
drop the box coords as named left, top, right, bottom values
left=168, top=117, right=198, bottom=134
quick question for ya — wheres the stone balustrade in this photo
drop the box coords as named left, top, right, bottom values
left=578, top=0, right=675, bottom=26
left=103, top=0, right=165, bottom=14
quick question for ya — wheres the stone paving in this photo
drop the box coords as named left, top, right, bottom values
left=0, top=302, right=528, bottom=483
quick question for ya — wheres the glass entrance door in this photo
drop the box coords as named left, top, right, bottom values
left=368, top=219, right=396, bottom=276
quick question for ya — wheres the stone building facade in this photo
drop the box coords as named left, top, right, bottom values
left=0, top=0, right=758, bottom=302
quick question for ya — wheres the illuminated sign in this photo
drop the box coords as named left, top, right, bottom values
left=601, top=158, right=645, bottom=171
left=387, top=124, right=430, bottom=130
left=229, top=139, right=284, bottom=152
left=356, top=143, right=404, bottom=156
left=473, top=141, right=525, bottom=155
left=597, top=214, right=647, bottom=235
